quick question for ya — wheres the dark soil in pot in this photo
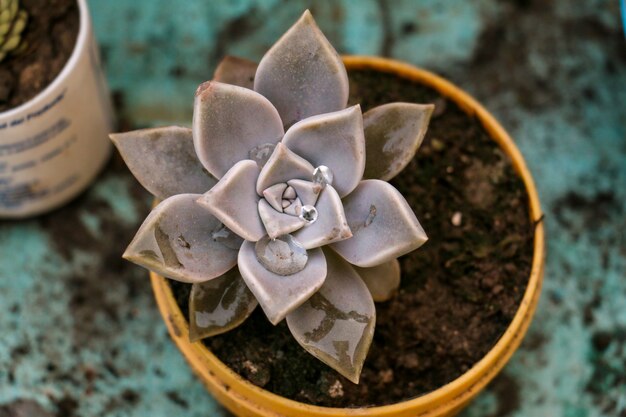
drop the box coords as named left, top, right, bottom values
left=169, top=69, right=535, bottom=407
left=0, top=0, right=79, bottom=112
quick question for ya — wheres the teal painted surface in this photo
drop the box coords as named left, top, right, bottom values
left=1, top=1, right=624, bottom=416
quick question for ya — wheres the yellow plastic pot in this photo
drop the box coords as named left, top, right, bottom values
left=150, top=56, right=545, bottom=417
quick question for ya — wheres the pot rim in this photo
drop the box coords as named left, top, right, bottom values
left=151, top=56, right=545, bottom=417
left=0, top=0, right=90, bottom=119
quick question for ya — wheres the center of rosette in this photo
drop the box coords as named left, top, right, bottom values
left=262, top=182, right=304, bottom=217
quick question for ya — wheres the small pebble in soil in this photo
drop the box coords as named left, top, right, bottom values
left=242, top=360, right=270, bottom=386
left=379, top=369, right=394, bottom=384
left=451, top=211, right=463, bottom=226
left=431, top=138, right=445, bottom=151
left=328, top=380, right=344, bottom=398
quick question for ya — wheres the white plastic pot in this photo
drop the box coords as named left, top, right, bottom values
left=0, top=0, right=113, bottom=218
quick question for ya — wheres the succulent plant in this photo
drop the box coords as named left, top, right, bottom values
left=111, top=10, right=434, bottom=383
left=0, top=0, right=27, bottom=62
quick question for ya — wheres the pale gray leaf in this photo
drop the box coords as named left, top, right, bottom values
left=282, top=105, right=365, bottom=197
left=256, top=143, right=314, bottom=195
left=353, top=259, right=401, bottom=302
left=110, top=126, right=216, bottom=200
left=331, top=180, right=427, bottom=267
left=193, top=81, right=284, bottom=178
left=287, top=179, right=320, bottom=206
left=238, top=240, right=327, bottom=325
left=286, top=249, right=375, bottom=384
left=255, top=235, right=308, bottom=276
left=124, top=194, right=238, bottom=283
left=363, top=103, right=434, bottom=181
left=258, top=199, right=304, bottom=239
left=189, top=267, right=258, bottom=341
left=197, top=160, right=265, bottom=242
left=262, top=183, right=287, bottom=212
left=254, top=10, right=349, bottom=128
left=293, top=185, right=351, bottom=250
left=283, top=186, right=296, bottom=200
left=213, top=56, right=258, bottom=89
left=283, top=198, right=302, bottom=216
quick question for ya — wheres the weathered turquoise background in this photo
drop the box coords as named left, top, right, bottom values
left=1, top=1, right=625, bottom=416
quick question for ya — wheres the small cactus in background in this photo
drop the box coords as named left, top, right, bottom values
left=0, top=0, right=28, bottom=62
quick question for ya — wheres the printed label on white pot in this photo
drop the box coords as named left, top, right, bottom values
left=0, top=0, right=113, bottom=218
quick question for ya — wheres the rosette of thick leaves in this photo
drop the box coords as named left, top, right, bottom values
left=111, top=10, right=433, bottom=384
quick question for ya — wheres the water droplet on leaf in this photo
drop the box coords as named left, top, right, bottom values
left=255, top=235, right=308, bottom=275
left=299, top=205, right=318, bottom=224
left=313, top=165, right=333, bottom=188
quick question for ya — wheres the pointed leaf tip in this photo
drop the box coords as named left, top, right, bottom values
left=111, top=127, right=216, bottom=200
left=363, top=103, right=435, bottom=181
left=197, top=160, right=266, bottom=242
left=287, top=249, right=375, bottom=384
left=189, top=267, right=258, bottom=341
left=256, top=142, right=314, bottom=195
left=193, top=81, right=284, bottom=178
left=124, top=194, right=239, bottom=283
left=331, top=180, right=427, bottom=267
left=293, top=185, right=352, bottom=250
left=254, top=9, right=348, bottom=127
left=258, top=199, right=305, bottom=239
